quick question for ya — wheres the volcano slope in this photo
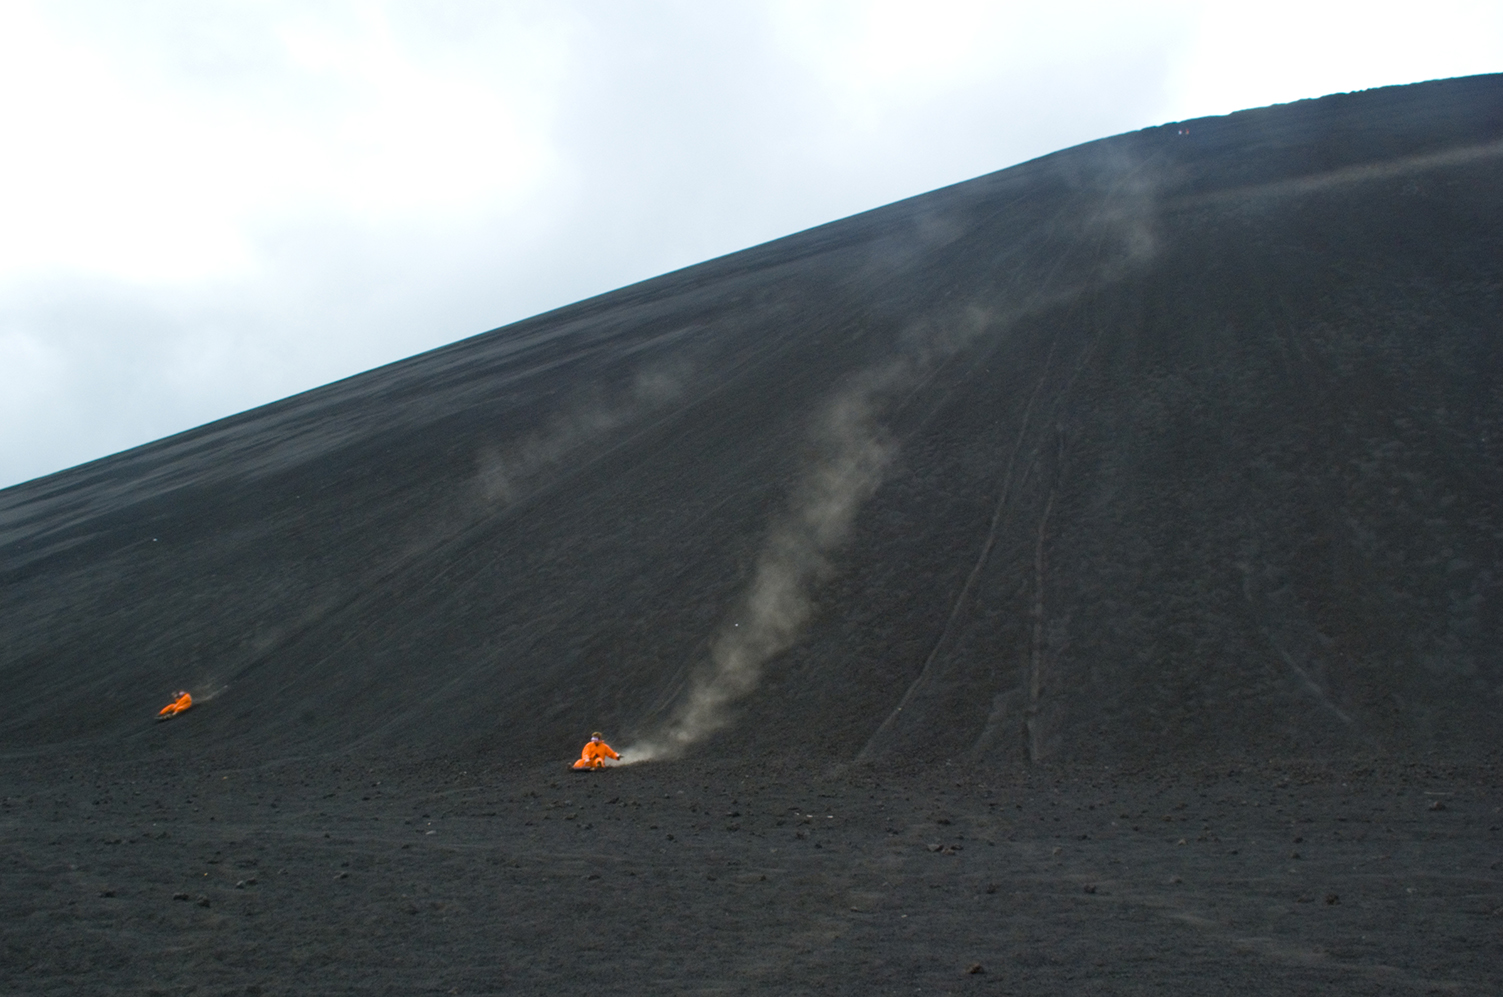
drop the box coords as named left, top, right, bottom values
left=3, top=75, right=1503, bottom=994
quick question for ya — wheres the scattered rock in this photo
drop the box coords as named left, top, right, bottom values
left=966, top=963, right=984, bottom=975
left=1325, top=893, right=1340, bottom=905
left=1429, top=800, right=1447, bottom=812
left=196, top=896, right=211, bottom=908
left=99, top=889, right=116, bottom=898
left=1083, top=884, right=1097, bottom=894
left=173, top=892, right=191, bottom=901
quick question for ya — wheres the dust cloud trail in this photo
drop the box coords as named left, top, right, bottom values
left=622, top=310, right=992, bottom=764
left=621, top=376, right=895, bottom=762
left=193, top=683, right=230, bottom=702
left=475, top=362, right=687, bottom=506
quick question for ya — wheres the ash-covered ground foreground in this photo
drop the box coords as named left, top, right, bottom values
left=4, top=75, right=1503, bottom=993
left=4, top=756, right=1500, bottom=994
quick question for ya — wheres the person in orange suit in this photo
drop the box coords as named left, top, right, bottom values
left=572, top=732, right=619, bottom=769
left=157, top=690, right=193, bottom=719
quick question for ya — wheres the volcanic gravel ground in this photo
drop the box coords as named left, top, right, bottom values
left=5, top=75, right=1503, bottom=997
left=3, top=757, right=1499, bottom=995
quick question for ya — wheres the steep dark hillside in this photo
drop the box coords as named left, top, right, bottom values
left=3, top=74, right=1501, bottom=773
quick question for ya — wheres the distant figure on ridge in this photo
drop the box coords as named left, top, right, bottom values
left=572, top=732, right=619, bottom=770
left=156, top=690, right=193, bottom=720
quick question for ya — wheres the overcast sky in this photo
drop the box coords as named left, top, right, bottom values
left=1, top=1, right=1499, bottom=489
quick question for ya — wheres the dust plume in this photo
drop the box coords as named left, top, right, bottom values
left=475, top=361, right=688, bottom=506
left=192, top=683, right=230, bottom=702
left=622, top=311, right=992, bottom=764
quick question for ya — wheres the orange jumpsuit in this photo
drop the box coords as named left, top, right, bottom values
left=572, top=739, right=619, bottom=769
left=157, top=692, right=193, bottom=717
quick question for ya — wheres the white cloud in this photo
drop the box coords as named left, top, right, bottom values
left=271, top=7, right=557, bottom=218
left=0, top=1, right=560, bottom=285
left=1168, top=1, right=1503, bottom=120
left=0, top=3, right=253, bottom=281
